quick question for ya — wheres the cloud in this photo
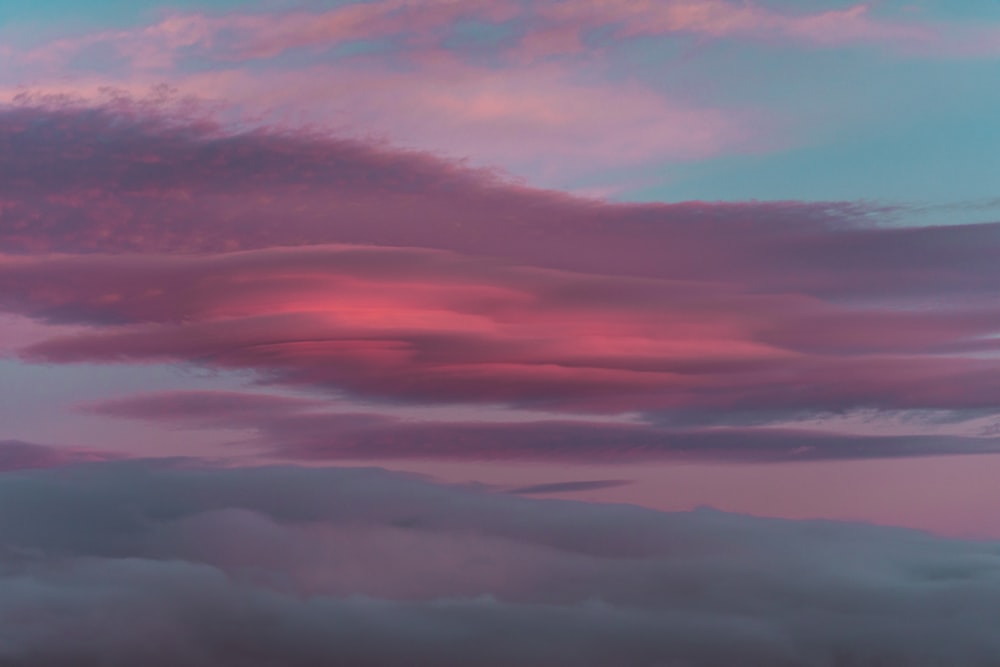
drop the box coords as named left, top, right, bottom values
left=0, top=314, right=87, bottom=356
left=0, top=94, right=783, bottom=259
left=2, top=100, right=1000, bottom=428
left=23, top=0, right=986, bottom=69
left=9, top=2, right=1000, bottom=187
left=0, top=98, right=994, bottom=300
left=536, top=0, right=932, bottom=48
left=2, top=459, right=1000, bottom=665
left=0, top=439, right=120, bottom=470
left=5, top=241, right=1000, bottom=416
left=0, top=245, right=797, bottom=411
left=508, top=479, right=633, bottom=494
left=81, top=390, right=1000, bottom=462
left=17, top=0, right=762, bottom=178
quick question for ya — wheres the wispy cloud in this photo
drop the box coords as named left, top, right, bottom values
left=0, top=439, right=121, bottom=470
left=25, top=1, right=993, bottom=69
left=12, top=1, right=999, bottom=187
left=507, top=479, right=632, bottom=494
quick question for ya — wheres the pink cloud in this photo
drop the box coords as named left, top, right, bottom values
left=24, top=1, right=981, bottom=70
left=0, top=245, right=796, bottom=410
left=0, top=97, right=844, bottom=270
left=9, top=242, right=1000, bottom=417
left=2, top=101, right=1000, bottom=426
left=0, top=314, right=87, bottom=356
left=534, top=0, right=963, bottom=51
left=26, top=0, right=519, bottom=68
left=19, top=62, right=750, bottom=175
left=10, top=1, right=999, bottom=188
left=3, top=236, right=1000, bottom=418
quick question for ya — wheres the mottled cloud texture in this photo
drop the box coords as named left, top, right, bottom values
left=2, top=459, right=1000, bottom=666
left=3, top=98, right=1000, bottom=463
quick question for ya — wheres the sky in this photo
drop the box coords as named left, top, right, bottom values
left=1, top=1, right=1000, bottom=664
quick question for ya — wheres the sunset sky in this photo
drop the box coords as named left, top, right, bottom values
left=2, top=1, right=1000, bottom=664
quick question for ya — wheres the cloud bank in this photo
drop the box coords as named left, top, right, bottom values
left=2, top=459, right=1000, bottom=666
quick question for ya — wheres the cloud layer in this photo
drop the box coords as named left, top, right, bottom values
left=2, top=99, right=1000, bottom=462
left=2, top=459, right=1000, bottom=666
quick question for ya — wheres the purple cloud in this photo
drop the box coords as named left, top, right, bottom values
left=2, top=99, right=1000, bottom=443
left=0, top=98, right=995, bottom=304
left=0, top=439, right=120, bottom=471
left=82, top=391, right=1000, bottom=462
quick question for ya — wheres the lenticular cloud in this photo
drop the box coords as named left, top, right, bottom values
left=1, top=459, right=1000, bottom=666
left=6, top=99, right=1000, bottom=451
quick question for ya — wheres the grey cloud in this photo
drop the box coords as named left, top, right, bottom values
left=1, top=460, right=1000, bottom=665
left=508, top=479, right=632, bottom=494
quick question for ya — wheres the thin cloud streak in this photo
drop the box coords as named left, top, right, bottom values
left=82, top=391, right=1000, bottom=463
left=507, top=479, right=633, bottom=494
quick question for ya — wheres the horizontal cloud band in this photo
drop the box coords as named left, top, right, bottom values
left=2, top=459, right=1000, bottom=666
